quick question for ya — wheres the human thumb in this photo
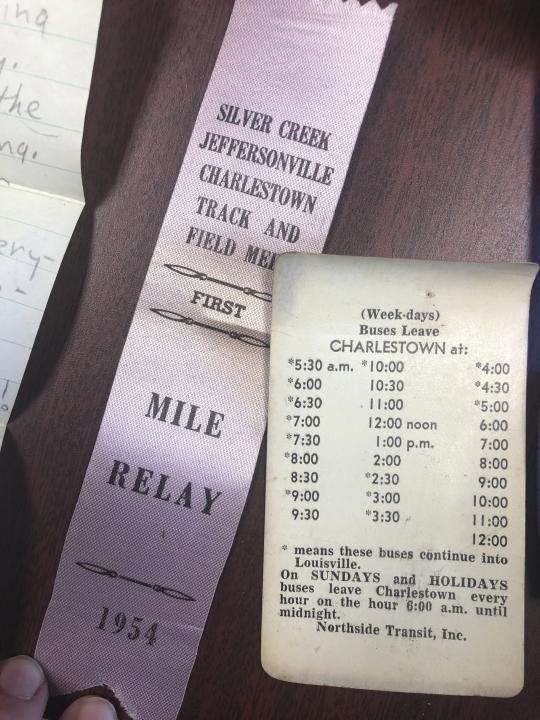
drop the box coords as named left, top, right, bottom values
left=59, top=696, right=118, bottom=720
left=0, top=655, right=48, bottom=720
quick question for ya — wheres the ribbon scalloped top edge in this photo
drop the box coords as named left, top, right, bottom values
left=342, top=0, right=397, bottom=17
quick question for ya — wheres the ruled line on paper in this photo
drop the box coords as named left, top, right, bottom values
left=2, top=66, right=90, bottom=91
left=0, top=337, right=32, bottom=350
left=0, top=250, right=57, bottom=275
left=0, top=295, right=45, bottom=312
left=0, top=184, right=82, bottom=201
left=0, top=111, right=83, bottom=134
left=0, top=376, right=20, bottom=386
left=0, top=21, right=96, bottom=46
left=0, top=216, right=70, bottom=237
left=0, top=152, right=80, bottom=174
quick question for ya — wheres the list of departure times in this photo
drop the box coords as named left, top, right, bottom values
left=262, top=254, right=537, bottom=697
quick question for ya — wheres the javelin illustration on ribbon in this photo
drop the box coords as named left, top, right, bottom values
left=76, top=562, right=196, bottom=602
left=150, top=308, right=270, bottom=348
left=164, top=264, right=273, bottom=303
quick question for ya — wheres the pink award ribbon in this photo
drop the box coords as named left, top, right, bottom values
left=35, top=1, right=396, bottom=717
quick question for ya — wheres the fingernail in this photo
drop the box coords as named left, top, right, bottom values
left=76, top=697, right=118, bottom=720
left=0, top=655, right=44, bottom=700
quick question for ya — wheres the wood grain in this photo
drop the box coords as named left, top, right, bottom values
left=1, top=0, right=540, bottom=718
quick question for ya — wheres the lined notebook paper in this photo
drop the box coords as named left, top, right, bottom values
left=0, top=0, right=102, bottom=445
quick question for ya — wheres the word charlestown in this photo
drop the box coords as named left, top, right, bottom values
left=108, top=460, right=223, bottom=516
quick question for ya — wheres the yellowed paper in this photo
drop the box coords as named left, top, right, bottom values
left=262, top=253, right=536, bottom=697
left=0, top=0, right=102, bottom=443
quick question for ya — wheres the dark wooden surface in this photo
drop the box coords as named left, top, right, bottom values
left=2, top=0, right=540, bottom=718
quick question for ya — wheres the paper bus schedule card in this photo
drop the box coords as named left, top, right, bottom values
left=262, top=253, right=537, bottom=697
